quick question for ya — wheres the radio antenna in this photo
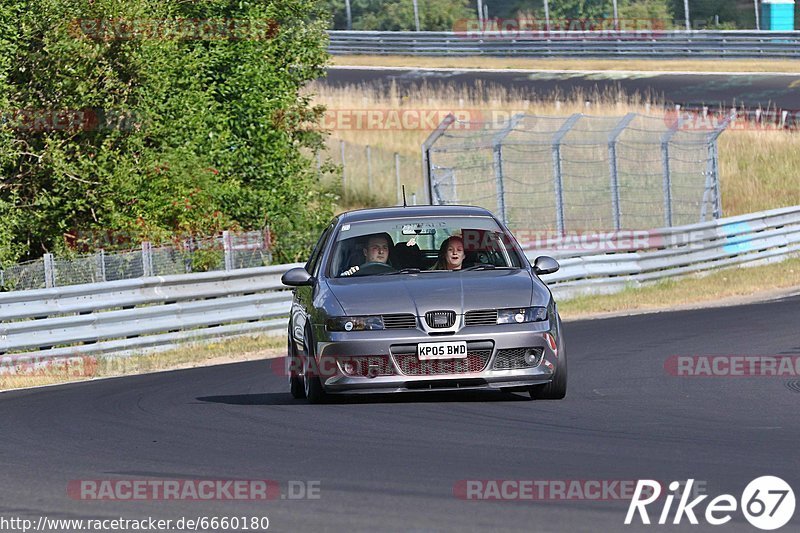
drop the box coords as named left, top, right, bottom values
left=402, top=185, right=407, bottom=207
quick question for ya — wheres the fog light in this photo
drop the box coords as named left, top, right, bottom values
left=343, top=361, right=355, bottom=374
left=524, top=349, right=543, bottom=367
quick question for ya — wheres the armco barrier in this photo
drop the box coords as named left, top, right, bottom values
left=534, top=205, right=800, bottom=299
left=0, top=264, right=301, bottom=366
left=327, top=30, right=800, bottom=58
left=1, top=206, right=798, bottom=365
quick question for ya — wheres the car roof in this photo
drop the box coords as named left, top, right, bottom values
left=338, top=205, right=497, bottom=224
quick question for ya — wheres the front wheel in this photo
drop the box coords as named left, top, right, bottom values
left=303, top=334, right=327, bottom=404
left=528, top=354, right=567, bottom=400
left=288, top=337, right=305, bottom=399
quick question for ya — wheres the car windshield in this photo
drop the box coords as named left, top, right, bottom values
left=327, top=215, right=524, bottom=278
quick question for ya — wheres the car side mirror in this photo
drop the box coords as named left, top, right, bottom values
left=281, top=267, right=314, bottom=287
left=533, top=256, right=560, bottom=275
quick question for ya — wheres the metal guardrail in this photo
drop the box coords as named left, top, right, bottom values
left=0, top=264, right=301, bottom=366
left=328, top=30, right=800, bottom=58
left=2, top=206, right=798, bottom=365
left=534, top=205, right=800, bottom=299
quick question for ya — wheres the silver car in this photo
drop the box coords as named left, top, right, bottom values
left=281, top=205, right=566, bottom=403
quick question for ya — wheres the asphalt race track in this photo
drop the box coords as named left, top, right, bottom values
left=324, top=67, right=800, bottom=110
left=1, top=295, right=799, bottom=532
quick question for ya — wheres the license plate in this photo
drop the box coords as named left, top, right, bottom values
left=417, top=341, right=468, bottom=360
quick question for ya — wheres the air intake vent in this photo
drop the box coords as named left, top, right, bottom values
left=382, top=313, right=417, bottom=329
left=425, top=310, right=456, bottom=328
left=465, top=309, right=498, bottom=326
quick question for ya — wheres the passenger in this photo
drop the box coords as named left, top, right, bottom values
left=432, top=236, right=465, bottom=271
left=341, top=233, right=393, bottom=276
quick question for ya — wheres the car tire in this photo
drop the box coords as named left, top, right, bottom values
left=529, top=353, right=566, bottom=400
left=303, top=331, right=328, bottom=404
left=529, top=319, right=567, bottom=400
left=288, top=336, right=305, bottom=400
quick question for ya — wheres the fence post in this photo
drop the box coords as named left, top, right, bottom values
left=552, top=114, right=582, bottom=236
left=394, top=152, right=402, bottom=205
left=223, top=230, right=234, bottom=271
left=366, top=145, right=373, bottom=195
left=43, top=253, right=56, bottom=288
left=608, top=113, right=636, bottom=231
left=422, top=114, right=456, bottom=205
left=96, top=249, right=106, bottom=282
left=660, top=124, right=679, bottom=227
left=340, top=140, right=347, bottom=198
left=705, top=113, right=731, bottom=220
left=491, top=114, right=524, bottom=225
left=142, top=241, right=153, bottom=277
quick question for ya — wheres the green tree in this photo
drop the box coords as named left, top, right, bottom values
left=0, top=0, right=334, bottom=266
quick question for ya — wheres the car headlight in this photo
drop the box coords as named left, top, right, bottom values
left=326, top=316, right=385, bottom=331
left=496, top=307, right=548, bottom=324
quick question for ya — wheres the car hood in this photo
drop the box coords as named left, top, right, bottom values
left=327, top=270, right=549, bottom=316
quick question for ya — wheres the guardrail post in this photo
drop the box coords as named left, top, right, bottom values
left=96, top=249, right=106, bottom=282
left=43, top=253, right=56, bottom=288
left=223, top=230, right=234, bottom=271
left=142, top=241, right=153, bottom=277
left=608, top=113, right=636, bottom=231
left=552, top=114, right=582, bottom=235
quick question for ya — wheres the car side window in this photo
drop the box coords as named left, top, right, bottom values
left=306, top=224, right=334, bottom=277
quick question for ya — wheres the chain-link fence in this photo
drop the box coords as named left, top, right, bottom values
left=320, top=139, right=424, bottom=207
left=423, top=112, right=729, bottom=233
left=0, top=230, right=272, bottom=292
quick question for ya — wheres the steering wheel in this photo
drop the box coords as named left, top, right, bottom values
left=353, top=262, right=396, bottom=276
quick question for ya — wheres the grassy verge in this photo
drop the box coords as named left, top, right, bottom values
left=0, top=334, right=284, bottom=392
left=558, top=256, right=800, bottom=320
left=332, top=55, right=800, bottom=73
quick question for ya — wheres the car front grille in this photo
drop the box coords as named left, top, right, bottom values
left=393, top=350, right=492, bottom=376
left=493, top=347, right=544, bottom=370
left=464, top=309, right=498, bottom=326
left=382, top=313, right=417, bottom=329
left=339, top=356, right=394, bottom=377
left=425, top=310, right=456, bottom=328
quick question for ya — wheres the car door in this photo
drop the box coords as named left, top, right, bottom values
left=290, top=222, right=335, bottom=353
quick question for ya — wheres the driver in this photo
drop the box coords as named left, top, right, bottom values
left=340, top=233, right=394, bottom=276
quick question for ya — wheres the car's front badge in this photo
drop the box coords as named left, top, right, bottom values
left=344, top=321, right=354, bottom=331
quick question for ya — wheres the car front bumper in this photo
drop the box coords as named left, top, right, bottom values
left=313, top=321, right=562, bottom=394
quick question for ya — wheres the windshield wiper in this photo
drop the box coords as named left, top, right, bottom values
left=461, top=264, right=515, bottom=271
left=381, top=268, right=422, bottom=275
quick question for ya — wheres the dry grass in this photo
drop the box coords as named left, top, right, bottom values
left=311, top=82, right=800, bottom=216
left=0, top=334, right=284, bottom=391
left=559, top=256, right=800, bottom=319
left=332, top=55, right=800, bottom=73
